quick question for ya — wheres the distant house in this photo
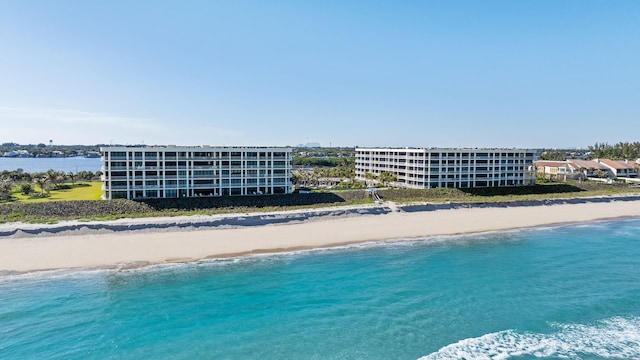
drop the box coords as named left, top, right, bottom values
left=3, top=150, right=30, bottom=158
left=595, top=159, right=639, bottom=179
left=536, top=158, right=639, bottom=183
left=534, top=160, right=581, bottom=181
left=566, top=160, right=611, bottom=179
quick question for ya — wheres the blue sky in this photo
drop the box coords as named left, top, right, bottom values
left=1, top=1, right=638, bottom=148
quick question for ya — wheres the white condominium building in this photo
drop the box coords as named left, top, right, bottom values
left=355, top=147, right=536, bottom=189
left=101, top=146, right=292, bottom=200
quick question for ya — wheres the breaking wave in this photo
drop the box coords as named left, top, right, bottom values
left=420, top=316, right=640, bottom=360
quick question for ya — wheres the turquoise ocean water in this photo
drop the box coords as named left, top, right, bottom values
left=2, top=219, right=640, bottom=359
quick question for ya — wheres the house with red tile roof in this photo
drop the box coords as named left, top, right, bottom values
left=566, top=160, right=611, bottom=179
left=596, top=159, right=639, bottom=178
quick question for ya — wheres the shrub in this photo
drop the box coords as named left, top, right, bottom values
left=21, top=183, right=33, bottom=195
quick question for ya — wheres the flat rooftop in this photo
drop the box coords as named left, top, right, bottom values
left=101, top=145, right=291, bottom=149
left=355, top=147, right=536, bottom=151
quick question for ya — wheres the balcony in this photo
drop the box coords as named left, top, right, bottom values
left=193, top=174, right=217, bottom=179
left=192, top=156, right=219, bottom=160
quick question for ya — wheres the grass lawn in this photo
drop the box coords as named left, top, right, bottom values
left=11, top=182, right=103, bottom=202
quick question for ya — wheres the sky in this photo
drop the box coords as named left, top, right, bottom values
left=0, top=1, right=638, bottom=148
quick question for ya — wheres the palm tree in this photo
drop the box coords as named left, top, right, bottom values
left=46, top=169, right=60, bottom=189
left=308, top=170, right=319, bottom=187
left=378, top=171, right=397, bottom=187
left=34, top=176, right=50, bottom=196
left=294, top=169, right=314, bottom=188
left=67, top=171, right=76, bottom=185
left=291, top=172, right=301, bottom=186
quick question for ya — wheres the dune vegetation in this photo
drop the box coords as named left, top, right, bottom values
left=1, top=180, right=639, bottom=224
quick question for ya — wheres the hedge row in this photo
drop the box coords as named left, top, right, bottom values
left=377, top=183, right=635, bottom=201
left=377, top=184, right=573, bottom=201
left=140, top=192, right=367, bottom=211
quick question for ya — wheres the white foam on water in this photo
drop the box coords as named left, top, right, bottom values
left=420, top=316, right=640, bottom=360
left=4, top=219, right=638, bottom=282
left=0, top=267, right=110, bottom=284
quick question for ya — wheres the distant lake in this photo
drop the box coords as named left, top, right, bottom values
left=0, top=157, right=102, bottom=173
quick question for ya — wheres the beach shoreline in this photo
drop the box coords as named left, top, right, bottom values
left=1, top=195, right=640, bottom=274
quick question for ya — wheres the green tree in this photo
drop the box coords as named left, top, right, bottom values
left=539, top=150, right=564, bottom=161
left=20, top=183, right=33, bottom=195
left=34, top=176, right=50, bottom=196
left=588, top=141, right=640, bottom=160
left=0, top=178, right=13, bottom=200
left=45, top=169, right=65, bottom=189
left=76, top=171, right=95, bottom=181
left=378, top=171, right=397, bottom=186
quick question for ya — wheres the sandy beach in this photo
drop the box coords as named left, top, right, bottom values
left=1, top=196, right=640, bottom=273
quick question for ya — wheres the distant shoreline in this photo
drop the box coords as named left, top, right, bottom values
left=1, top=195, right=640, bottom=274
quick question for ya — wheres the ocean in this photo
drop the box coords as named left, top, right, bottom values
left=1, top=219, right=640, bottom=359
left=0, top=157, right=102, bottom=173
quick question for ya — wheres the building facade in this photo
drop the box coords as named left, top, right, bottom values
left=596, top=159, right=639, bottom=179
left=101, top=146, right=292, bottom=200
left=534, top=160, right=582, bottom=181
left=355, top=147, right=536, bottom=189
left=535, top=158, right=640, bottom=181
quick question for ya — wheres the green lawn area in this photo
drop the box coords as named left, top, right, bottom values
left=11, top=182, right=103, bottom=202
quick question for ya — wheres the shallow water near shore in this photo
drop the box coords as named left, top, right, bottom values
left=2, top=220, right=640, bottom=359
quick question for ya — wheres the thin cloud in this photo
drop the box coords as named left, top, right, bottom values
left=0, top=106, right=160, bottom=130
left=0, top=106, right=246, bottom=145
